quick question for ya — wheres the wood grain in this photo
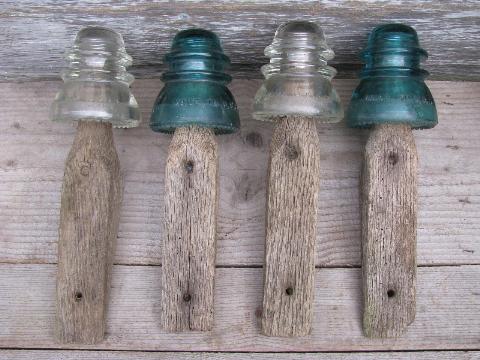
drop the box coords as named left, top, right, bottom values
left=362, top=124, right=417, bottom=338
left=1, top=350, right=479, bottom=360
left=1, top=1, right=479, bottom=81
left=0, top=264, right=479, bottom=351
left=56, top=121, right=122, bottom=344
left=0, top=79, right=479, bottom=267
left=262, top=117, right=319, bottom=337
left=162, top=126, right=218, bottom=332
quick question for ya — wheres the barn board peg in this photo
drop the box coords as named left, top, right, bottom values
left=51, top=26, right=141, bottom=344
left=150, top=29, right=240, bottom=332
left=253, top=21, right=343, bottom=337
left=346, top=23, right=438, bottom=338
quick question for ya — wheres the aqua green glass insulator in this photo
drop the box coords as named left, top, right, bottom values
left=150, top=29, right=240, bottom=134
left=346, top=24, right=438, bottom=129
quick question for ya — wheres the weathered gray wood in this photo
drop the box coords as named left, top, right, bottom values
left=1, top=264, right=479, bottom=351
left=362, top=124, right=417, bottom=338
left=0, top=79, right=479, bottom=267
left=56, top=121, right=122, bottom=344
left=162, top=126, right=218, bottom=332
left=262, top=117, right=319, bottom=337
left=1, top=1, right=479, bottom=81
left=1, top=350, right=479, bottom=360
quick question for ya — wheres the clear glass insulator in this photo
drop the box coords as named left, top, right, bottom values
left=253, top=21, right=343, bottom=123
left=50, top=27, right=141, bottom=128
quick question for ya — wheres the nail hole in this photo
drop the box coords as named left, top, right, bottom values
left=388, top=152, right=398, bottom=165
left=183, top=293, right=192, bottom=302
left=245, top=131, right=264, bottom=148
left=387, top=289, right=395, bottom=298
left=284, top=144, right=299, bottom=160
left=184, top=160, right=194, bottom=174
left=285, top=287, right=294, bottom=296
left=80, top=165, right=90, bottom=176
left=74, top=292, right=83, bottom=302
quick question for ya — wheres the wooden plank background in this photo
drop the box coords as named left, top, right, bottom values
left=1, top=265, right=479, bottom=351
left=0, top=78, right=479, bottom=357
left=1, top=1, right=479, bottom=81
left=1, top=0, right=480, bottom=356
left=1, top=79, right=478, bottom=267
left=1, top=350, right=479, bottom=360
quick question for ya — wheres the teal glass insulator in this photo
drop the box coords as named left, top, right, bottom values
left=346, top=24, right=438, bottom=129
left=150, top=29, right=240, bottom=134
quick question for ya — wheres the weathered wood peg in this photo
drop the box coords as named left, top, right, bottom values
left=253, top=21, right=343, bottom=337
left=346, top=24, right=438, bottom=338
left=50, top=27, right=141, bottom=344
left=150, top=29, right=239, bottom=332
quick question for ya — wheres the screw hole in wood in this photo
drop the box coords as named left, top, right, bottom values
left=284, top=144, right=299, bottom=160
left=184, top=160, right=194, bottom=174
left=183, top=293, right=192, bottom=302
left=285, top=287, right=294, bottom=296
left=388, top=151, right=398, bottom=165
left=74, top=291, right=83, bottom=302
left=80, top=165, right=90, bottom=176
left=387, top=289, right=396, bottom=298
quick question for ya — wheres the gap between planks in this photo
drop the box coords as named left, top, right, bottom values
left=0, top=350, right=479, bottom=360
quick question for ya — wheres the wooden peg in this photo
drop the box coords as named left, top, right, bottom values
left=253, top=21, right=343, bottom=337
left=346, top=24, right=437, bottom=338
left=361, top=124, right=417, bottom=337
left=161, top=126, right=218, bottom=331
left=150, top=29, right=239, bottom=332
left=56, top=121, right=122, bottom=343
left=262, top=117, right=320, bottom=337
